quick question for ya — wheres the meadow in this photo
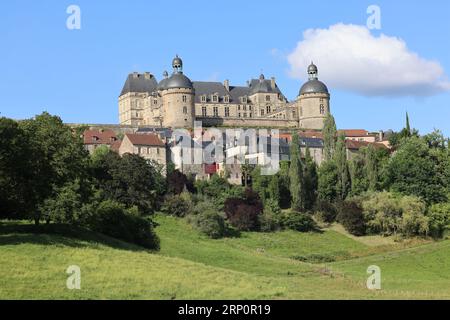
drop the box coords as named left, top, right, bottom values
left=0, top=215, right=449, bottom=299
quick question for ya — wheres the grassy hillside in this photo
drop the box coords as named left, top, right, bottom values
left=0, top=216, right=449, bottom=299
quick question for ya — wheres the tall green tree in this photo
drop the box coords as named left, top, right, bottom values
left=19, top=112, right=89, bottom=225
left=267, top=174, right=281, bottom=206
left=303, top=147, right=318, bottom=210
left=365, top=144, right=378, bottom=191
left=318, top=160, right=338, bottom=202
left=323, top=113, right=337, bottom=161
left=349, top=153, right=368, bottom=196
left=334, top=134, right=351, bottom=201
left=290, top=134, right=305, bottom=211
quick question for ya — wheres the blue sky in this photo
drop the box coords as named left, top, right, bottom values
left=1, top=0, right=449, bottom=135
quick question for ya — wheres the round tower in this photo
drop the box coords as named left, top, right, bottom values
left=159, top=55, right=195, bottom=128
left=297, top=62, right=330, bottom=130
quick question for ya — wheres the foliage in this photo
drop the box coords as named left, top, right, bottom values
left=313, top=199, right=337, bottom=223
left=167, top=169, right=193, bottom=195
left=428, top=202, right=450, bottom=238
left=318, top=160, right=338, bottom=202
left=92, top=151, right=166, bottom=214
left=224, top=188, right=263, bottom=231
left=260, top=199, right=282, bottom=232
left=334, top=134, right=351, bottom=201
left=361, top=192, right=429, bottom=237
left=336, top=200, right=366, bottom=236
left=323, top=113, right=337, bottom=161
left=349, top=153, right=368, bottom=196
left=289, top=134, right=305, bottom=211
left=385, top=136, right=447, bottom=204
left=161, top=192, right=193, bottom=217
left=85, top=200, right=160, bottom=249
left=279, top=211, right=317, bottom=232
left=303, top=147, right=318, bottom=210
left=187, top=201, right=229, bottom=239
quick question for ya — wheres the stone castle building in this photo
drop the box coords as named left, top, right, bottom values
left=118, top=56, right=330, bottom=130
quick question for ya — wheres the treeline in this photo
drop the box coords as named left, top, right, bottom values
left=0, top=113, right=164, bottom=249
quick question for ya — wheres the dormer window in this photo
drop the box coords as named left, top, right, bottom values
left=212, top=94, right=218, bottom=103
left=241, top=96, right=247, bottom=103
left=201, top=95, right=207, bottom=102
left=224, top=95, right=229, bottom=103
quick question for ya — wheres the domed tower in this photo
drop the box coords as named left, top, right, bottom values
left=297, top=62, right=330, bottom=130
left=159, top=55, right=195, bottom=128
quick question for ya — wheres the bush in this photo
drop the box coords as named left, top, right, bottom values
left=260, top=199, right=282, bottom=232
left=280, top=211, right=317, bottom=232
left=224, top=189, right=262, bottom=231
left=361, top=192, right=429, bottom=237
left=188, top=201, right=228, bottom=239
left=336, top=200, right=366, bottom=236
left=85, top=200, right=160, bottom=250
left=428, top=203, right=450, bottom=238
left=161, top=192, right=193, bottom=217
left=313, top=199, right=337, bottom=223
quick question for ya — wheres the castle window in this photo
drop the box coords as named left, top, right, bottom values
left=225, top=107, right=230, bottom=117
left=182, top=95, right=187, bottom=103
left=241, top=96, right=247, bottom=103
left=201, top=95, right=207, bottom=102
left=320, top=104, right=325, bottom=114
left=212, top=95, right=218, bottom=102
left=224, top=96, right=229, bottom=103
left=238, top=105, right=241, bottom=111
left=265, top=95, right=270, bottom=102
left=238, top=113, right=241, bottom=118
left=213, top=107, right=219, bottom=117
left=266, top=105, right=271, bottom=114
left=153, top=100, right=157, bottom=105
left=243, top=105, right=246, bottom=111
left=183, top=106, right=188, bottom=114
left=249, top=106, right=252, bottom=111
left=249, top=113, right=252, bottom=118
left=202, top=106, right=207, bottom=116
left=261, top=109, right=264, bottom=116
left=243, top=113, right=247, bottom=118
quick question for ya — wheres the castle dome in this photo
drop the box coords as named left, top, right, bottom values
left=299, top=80, right=329, bottom=95
left=157, top=71, right=169, bottom=90
left=299, top=62, right=328, bottom=95
left=165, top=72, right=193, bottom=89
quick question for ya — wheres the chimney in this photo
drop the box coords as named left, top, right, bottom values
left=224, top=79, right=230, bottom=91
left=271, top=77, right=276, bottom=90
left=144, top=72, right=151, bottom=80
left=378, top=130, right=384, bottom=141
left=133, top=72, right=139, bottom=79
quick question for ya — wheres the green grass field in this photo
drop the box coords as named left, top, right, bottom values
left=0, top=215, right=449, bottom=299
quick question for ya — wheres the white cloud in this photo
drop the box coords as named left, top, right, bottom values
left=287, top=23, right=450, bottom=97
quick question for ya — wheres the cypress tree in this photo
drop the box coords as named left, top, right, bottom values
left=334, top=134, right=351, bottom=200
left=290, top=133, right=305, bottom=211
left=303, top=147, right=318, bottom=210
left=323, top=113, right=337, bottom=161
left=365, top=144, right=378, bottom=191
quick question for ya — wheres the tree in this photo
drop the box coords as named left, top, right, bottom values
left=349, top=153, right=368, bottom=196
left=385, top=136, right=447, bottom=204
left=93, top=151, right=166, bottom=214
left=318, top=160, right=338, bottom=202
left=303, top=147, right=318, bottom=210
left=323, top=113, right=337, bottom=161
left=289, top=134, right=305, bottom=211
left=365, top=144, right=378, bottom=191
left=19, top=112, right=89, bottom=225
left=267, top=174, right=281, bottom=206
left=0, top=118, right=33, bottom=219
left=334, top=134, right=351, bottom=201
left=224, top=188, right=263, bottom=231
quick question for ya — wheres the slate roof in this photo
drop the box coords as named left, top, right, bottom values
left=248, top=78, right=283, bottom=95
left=120, top=73, right=158, bottom=96
left=193, top=82, right=230, bottom=103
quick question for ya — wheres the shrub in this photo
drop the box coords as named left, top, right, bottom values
left=161, top=192, right=193, bottom=217
left=260, top=199, right=282, bottom=232
left=188, top=201, right=228, bottom=239
left=85, top=200, right=160, bottom=250
left=224, top=188, right=262, bottom=231
left=291, top=253, right=336, bottom=263
left=336, top=200, right=366, bottom=236
left=313, top=199, right=337, bottom=223
left=280, top=211, right=317, bottom=232
left=428, top=202, right=450, bottom=238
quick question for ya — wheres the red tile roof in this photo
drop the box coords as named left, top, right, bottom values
left=83, top=129, right=118, bottom=145
left=339, top=129, right=369, bottom=137
left=110, top=139, right=122, bottom=152
left=298, top=131, right=323, bottom=139
left=125, top=133, right=165, bottom=147
left=345, top=140, right=388, bottom=150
